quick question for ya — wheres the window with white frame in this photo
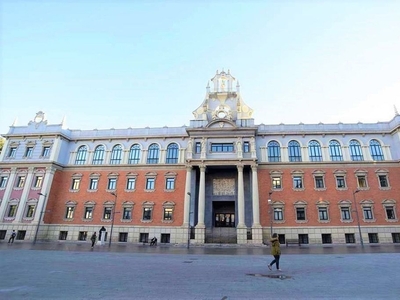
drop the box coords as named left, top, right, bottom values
left=361, top=200, right=375, bottom=221
left=316, top=200, right=330, bottom=222
left=75, top=145, right=88, bottom=165
left=338, top=200, right=352, bottom=222
left=145, top=172, right=157, bottom=191
left=336, top=175, right=346, bottom=189
left=273, top=207, right=283, bottom=221
left=308, top=140, right=322, bottom=162
left=33, top=176, right=43, bottom=188
left=288, top=140, right=302, bottom=162
left=110, top=144, right=123, bottom=165
left=108, top=178, right=117, bottom=190
left=369, top=139, right=384, bottom=161
left=8, top=147, right=17, bottom=158
left=294, top=201, right=307, bottom=223
left=357, top=175, right=368, bottom=188
left=164, top=172, right=177, bottom=191
left=382, top=200, right=397, bottom=222
left=329, top=140, right=343, bottom=161
left=126, top=177, right=136, bottom=191
left=141, top=201, right=154, bottom=222
left=89, top=177, right=99, bottom=191
left=42, top=146, right=51, bottom=157
left=313, top=171, right=326, bottom=190
left=25, top=146, right=34, bottom=158
left=271, top=201, right=285, bottom=223
left=121, top=201, right=134, bottom=221
left=267, top=141, right=281, bottom=162
left=349, top=140, right=364, bottom=161
left=103, top=205, right=113, bottom=220
left=128, top=144, right=141, bottom=164
left=16, top=176, right=26, bottom=188
left=147, top=143, right=160, bottom=164
left=270, top=171, right=283, bottom=190
left=92, top=145, right=105, bottom=165
left=6, top=201, right=19, bottom=218
left=162, top=201, right=175, bottom=222
left=25, top=204, right=36, bottom=218
left=71, top=178, right=81, bottom=191
left=64, top=201, right=77, bottom=220
left=166, top=143, right=179, bottom=164
left=376, top=170, right=390, bottom=189
left=83, top=202, right=95, bottom=220
left=292, top=171, right=304, bottom=190
left=0, top=176, right=8, bottom=188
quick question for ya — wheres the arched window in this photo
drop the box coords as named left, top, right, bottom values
left=166, top=143, right=179, bottom=164
left=369, top=139, right=384, bottom=161
left=349, top=140, right=363, bottom=161
left=329, top=140, right=343, bottom=161
left=128, top=144, right=141, bottom=164
left=288, top=140, right=302, bottom=162
left=308, top=140, right=322, bottom=162
left=147, top=143, right=159, bottom=164
left=75, top=145, right=87, bottom=165
left=267, top=141, right=281, bottom=162
left=110, top=144, right=123, bottom=164
left=92, top=145, right=105, bottom=165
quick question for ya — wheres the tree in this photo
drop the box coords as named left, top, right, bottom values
left=0, top=136, right=5, bottom=154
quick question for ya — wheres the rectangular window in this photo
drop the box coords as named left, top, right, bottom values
left=89, top=178, right=98, bottom=190
left=341, top=207, right=351, bottom=220
left=119, top=232, right=128, bottom=242
left=243, top=142, right=250, bottom=153
left=140, top=233, right=149, bottom=243
left=298, top=234, right=309, bottom=244
left=16, top=176, right=26, bottom=188
left=392, top=233, right=400, bottom=243
left=143, top=207, right=152, bottom=220
left=210, top=143, right=234, bottom=152
left=103, top=207, right=112, bottom=219
left=321, top=234, right=332, bottom=244
left=336, top=176, right=346, bottom=188
left=126, top=178, right=136, bottom=190
left=161, top=233, right=170, bottom=243
left=165, top=178, right=175, bottom=190
left=25, top=147, right=33, bottom=158
left=357, top=176, right=367, bottom=188
left=293, top=176, right=303, bottom=189
left=0, top=176, right=8, bottom=188
left=123, top=207, right=132, bottom=220
left=363, top=207, right=373, bottom=220
left=146, top=178, right=155, bottom=190
left=315, top=176, right=325, bottom=189
left=78, top=231, right=87, bottom=241
left=385, top=206, right=395, bottom=220
left=368, top=233, right=379, bottom=243
left=84, top=207, right=93, bottom=219
left=163, top=208, right=173, bottom=220
left=59, top=231, right=68, bottom=240
left=8, top=205, right=17, bottom=217
left=0, top=230, right=6, bottom=240
left=195, top=142, right=201, bottom=154
left=33, top=176, right=43, bottom=188
left=296, top=207, right=305, bottom=221
left=8, top=147, right=17, bottom=158
left=108, top=178, right=117, bottom=190
left=42, top=146, right=51, bottom=157
left=272, top=177, right=282, bottom=189
left=318, top=207, right=328, bottom=220
left=16, top=231, right=26, bottom=240
left=71, top=178, right=80, bottom=190
left=345, top=233, right=355, bottom=243
left=273, top=208, right=283, bottom=221
left=65, top=207, right=74, bottom=219
left=378, top=175, right=388, bottom=188
left=25, top=205, right=35, bottom=218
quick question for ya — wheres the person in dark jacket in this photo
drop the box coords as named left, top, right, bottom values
left=90, top=232, right=97, bottom=248
left=268, top=233, right=282, bottom=271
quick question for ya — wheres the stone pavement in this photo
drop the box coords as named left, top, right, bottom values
left=0, top=241, right=399, bottom=300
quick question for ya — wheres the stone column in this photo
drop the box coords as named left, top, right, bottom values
left=251, top=165, right=263, bottom=244
left=183, top=165, right=192, bottom=226
left=15, top=167, right=35, bottom=222
left=195, top=165, right=206, bottom=244
left=0, top=167, right=17, bottom=219
left=237, top=164, right=247, bottom=244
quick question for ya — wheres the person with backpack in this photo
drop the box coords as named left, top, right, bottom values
left=268, top=233, right=282, bottom=271
left=8, top=230, right=16, bottom=243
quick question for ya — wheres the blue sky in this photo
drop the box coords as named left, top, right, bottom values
left=1, top=1, right=399, bottom=134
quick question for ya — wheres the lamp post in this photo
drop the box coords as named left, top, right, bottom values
left=352, top=190, right=364, bottom=248
left=109, top=192, right=117, bottom=247
left=268, top=191, right=273, bottom=237
left=34, top=193, right=47, bottom=244
left=187, top=192, right=191, bottom=249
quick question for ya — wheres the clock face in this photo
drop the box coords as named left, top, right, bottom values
left=217, top=111, right=227, bottom=118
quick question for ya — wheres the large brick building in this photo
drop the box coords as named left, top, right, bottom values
left=0, top=70, right=399, bottom=245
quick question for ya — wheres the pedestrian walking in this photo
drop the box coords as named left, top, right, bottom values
left=268, top=233, right=282, bottom=271
left=90, top=232, right=97, bottom=248
left=8, top=230, right=16, bottom=243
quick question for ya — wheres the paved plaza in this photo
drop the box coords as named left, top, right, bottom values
left=0, top=242, right=399, bottom=300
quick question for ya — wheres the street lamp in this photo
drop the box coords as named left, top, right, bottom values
left=109, top=192, right=117, bottom=247
left=268, top=191, right=273, bottom=237
left=352, top=190, right=364, bottom=248
left=34, top=193, right=47, bottom=244
left=187, top=192, right=191, bottom=249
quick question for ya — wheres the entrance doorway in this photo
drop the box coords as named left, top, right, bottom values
left=206, top=201, right=237, bottom=244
